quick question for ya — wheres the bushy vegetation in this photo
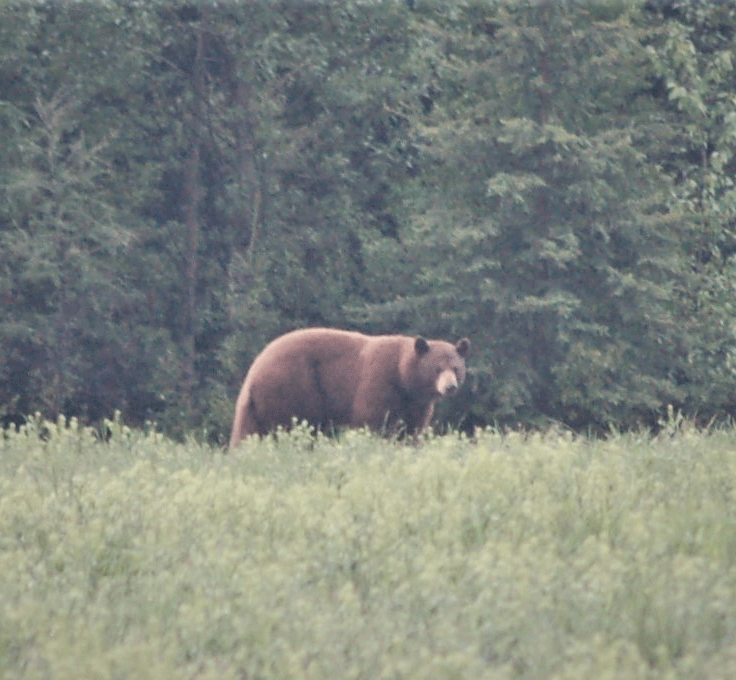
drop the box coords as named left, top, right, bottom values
left=3, top=419, right=736, bottom=679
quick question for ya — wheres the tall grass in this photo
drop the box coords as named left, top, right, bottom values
left=2, top=417, right=736, bottom=679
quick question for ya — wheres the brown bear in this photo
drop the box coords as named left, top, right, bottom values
left=229, top=328, right=470, bottom=447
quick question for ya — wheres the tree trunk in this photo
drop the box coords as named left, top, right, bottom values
left=182, top=14, right=206, bottom=419
left=233, top=66, right=262, bottom=265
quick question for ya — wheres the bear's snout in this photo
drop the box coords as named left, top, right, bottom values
left=436, top=369, right=459, bottom=396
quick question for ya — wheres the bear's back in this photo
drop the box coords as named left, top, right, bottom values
left=253, top=327, right=369, bottom=366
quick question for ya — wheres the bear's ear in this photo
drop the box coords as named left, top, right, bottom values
left=455, top=338, right=470, bottom=358
left=414, top=337, right=430, bottom=356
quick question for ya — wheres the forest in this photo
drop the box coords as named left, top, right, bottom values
left=2, top=0, right=736, bottom=441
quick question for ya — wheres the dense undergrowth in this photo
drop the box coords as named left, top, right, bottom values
left=2, top=417, right=736, bottom=679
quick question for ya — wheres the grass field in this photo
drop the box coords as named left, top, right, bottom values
left=2, top=416, right=736, bottom=679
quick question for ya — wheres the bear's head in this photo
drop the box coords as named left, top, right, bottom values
left=407, top=336, right=470, bottom=400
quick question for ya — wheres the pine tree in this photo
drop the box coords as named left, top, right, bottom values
left=358, top=1, right=694, bottom=429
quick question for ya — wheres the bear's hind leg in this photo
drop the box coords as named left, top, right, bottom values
left=229, top=392, right=264, bottom=448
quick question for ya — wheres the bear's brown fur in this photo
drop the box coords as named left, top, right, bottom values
left=229, top=328, right=470, bottom=447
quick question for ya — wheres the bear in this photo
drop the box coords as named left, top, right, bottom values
left=228, top=328, right=470, bottom=447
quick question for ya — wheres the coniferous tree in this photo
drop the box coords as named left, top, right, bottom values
left=0, top=4, right=171, bottom=423
left=358, top=1, right=695, bottom=429
left=642, top=0, right=736, bottom=421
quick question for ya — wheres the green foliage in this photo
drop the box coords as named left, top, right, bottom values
left=642, top=1, right=736, bottom=421
left=2, top=0, right=736, bottom=435
left=0, top=83, right=158, bottom=420
left=357, top=1, right=711, bottom=429
left=0, top=3, right=175, bottom=423
left=3, top=422, right=736, bottom=678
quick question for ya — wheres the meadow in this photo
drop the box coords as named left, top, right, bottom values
left=2, top=416, right=736, bottom=679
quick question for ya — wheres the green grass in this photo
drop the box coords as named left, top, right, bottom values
left=2, top=416, right=736, bottom=679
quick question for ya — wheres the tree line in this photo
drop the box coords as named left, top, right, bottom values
left=2, top=0, right=736, bottom=440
